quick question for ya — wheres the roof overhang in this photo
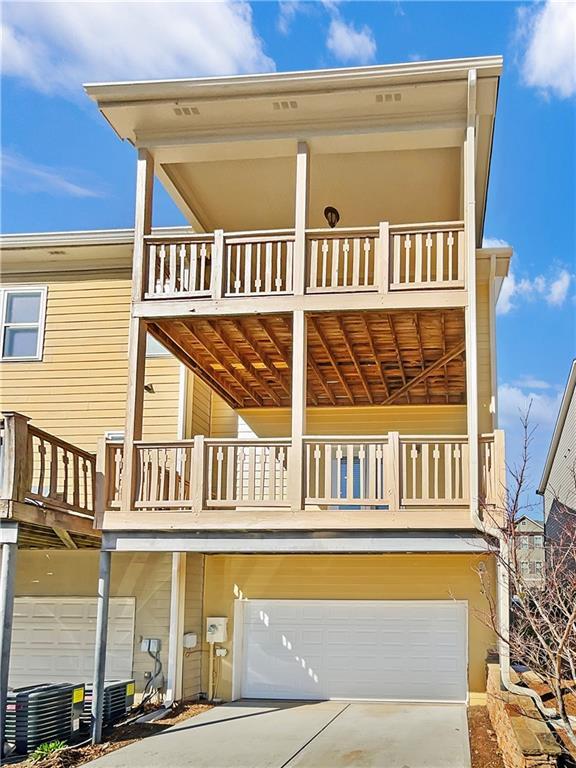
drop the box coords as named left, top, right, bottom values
left=537, top=359, right=576, bottom=495
left=85, top=56, right=502, bottom=240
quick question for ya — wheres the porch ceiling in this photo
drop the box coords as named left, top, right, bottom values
left=149, top=308, right=466, bottom=410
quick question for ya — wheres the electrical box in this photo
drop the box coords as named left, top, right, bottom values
left=206, top=617, right=228, bottom=644
left=183, top=632, right=198, bottom=649
left=141, top=637, right=161, bottom=653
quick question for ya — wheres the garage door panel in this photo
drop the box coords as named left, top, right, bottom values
left=10, top=597, right=135, bottom=689
left=241, top=600, right=467, bottom=702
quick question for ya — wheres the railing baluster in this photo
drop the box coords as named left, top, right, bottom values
left=352, top=238, right=360, bottom=287
left=244, top=243, right=252, bottom=294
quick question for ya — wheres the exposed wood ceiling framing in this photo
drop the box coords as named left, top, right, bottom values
left=17, top=522, right=100, bottom=549
left=149, top=308, right=466, bottom=409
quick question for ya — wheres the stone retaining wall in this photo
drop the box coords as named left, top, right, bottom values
left=486, top=664, right=562, bottom=768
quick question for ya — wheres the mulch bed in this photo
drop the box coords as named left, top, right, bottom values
left=21, top=702, right=213, bottom=768
left=468, top=706, right=506, bottom=768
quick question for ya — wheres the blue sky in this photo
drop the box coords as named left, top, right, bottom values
left=2, top=1, right=575, bottom=507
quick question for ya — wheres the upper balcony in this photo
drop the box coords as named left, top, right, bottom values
left=137, top=220, right=466, bottom=318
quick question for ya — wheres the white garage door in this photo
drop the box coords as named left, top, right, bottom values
left=10, top=597, right=135, bottom=689
left=240, top=600, right=467, bottom=702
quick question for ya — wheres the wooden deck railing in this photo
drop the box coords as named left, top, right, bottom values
left=0, top=412, right=96, bottom=519
left=105, top=431, right=504, bottom=514
left=141, top=221, right=465, bottom=301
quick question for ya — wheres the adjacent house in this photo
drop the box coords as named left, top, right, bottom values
left=537, top=359, right=576, bottom=544
left=514, top=515, right=545, bottom=585
left=1, top=56, right=512, bottom=740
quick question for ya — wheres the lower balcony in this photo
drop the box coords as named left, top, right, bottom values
left=102, top=431, right=505, bottom=531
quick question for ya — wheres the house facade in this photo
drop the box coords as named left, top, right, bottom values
left=537, top=359, right=576, bottom=544
left=514, top=515, right=545, bottom=585
left=1, top=56, right=512, bottom=739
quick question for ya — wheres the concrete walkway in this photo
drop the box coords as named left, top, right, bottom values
left=87, top=700, right=471, bottom=768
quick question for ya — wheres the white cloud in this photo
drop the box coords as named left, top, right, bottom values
left=496, top=267, right=573, bottom=315
left=277, top=1, right=300, bottom=35
left=499, top=382, right=562, bottom=430
left=546, top=269, right=572, bottom=306
left=516, top=0, right=576, bottom=99
left=498, top=381, right=563, bottom=496
left=511, top=375, right=552, bottom=391
left=2, top=151, right=103, bottom=198
left=1, top=1, right=274, bottom=97
left=326, top=17, right=376, bottom=64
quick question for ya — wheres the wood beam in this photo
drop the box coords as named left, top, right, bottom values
left=206, top=320, right=283, bottom=406
left=335, top=316, right=373, bottom=404
left=149, top=324, right=243, bottom=409
left=385, top=314, right=409, bottom=403
left=360, top=315, right=389, bottom=399
left=231, top=319, right=292, bottom=401
left=440, top=313, right=449, bottom=403
left=383, top=342, right=466, bottom=405
left=52, top=527, right=78, bottom=549
left=307, top=356, right=336, bottom=406
left=308, top=316, right=355, bottom=405
left=412, top=313, right=429, bottom=401
left=175, top=321, right=263, bottom=407
left=260, top=316, right=322, bottom=407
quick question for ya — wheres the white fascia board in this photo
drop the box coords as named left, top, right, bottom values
left=537, top=360, right=576, bottom=495
left=0, top=225, right=194, bottom=251
left=84, top=56, right=503, bottom=105
left=103, top=531, right=494, bottom=554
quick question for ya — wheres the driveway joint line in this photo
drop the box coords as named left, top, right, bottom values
left=279, top=702, right=351, bottom=768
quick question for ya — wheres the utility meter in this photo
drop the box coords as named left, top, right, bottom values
left=206, top=617, right=228, bottom=644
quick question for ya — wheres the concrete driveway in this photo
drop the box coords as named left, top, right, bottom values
left=87, top=700, right=471, bottom=768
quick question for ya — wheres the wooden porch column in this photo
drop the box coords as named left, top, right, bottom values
left=293, top=141, right=310, bottom=296
left=289, top=310, right=307, bottom=511
left=121, top=149, right=154, bottom=512
left=464, top=69, right=480, bottom=519
left=0, top=412, right=31, bottom=505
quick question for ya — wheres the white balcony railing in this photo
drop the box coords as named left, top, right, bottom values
left=141, top=221, right=465, bottom=301
left=105, top=431, right=503, bottom=514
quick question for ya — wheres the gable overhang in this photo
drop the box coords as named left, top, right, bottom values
left=537, top=359, right=576, bottom=495
left=85, top=56, right=502, bottom=241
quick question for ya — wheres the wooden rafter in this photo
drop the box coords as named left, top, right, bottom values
left=177, top=321, right=264, bottom=407
left=361, top=314, right=389, bottom=399
left=335, top=316, right=373, bottom=404
left=308, top=316, right=355, bottom=405
left=383, top=342, right=466, bottom=405
left=412, top=313, right=428, bottom=401
left=267, top=316, right=324, bottom=406
left=206, top=320, right=283, bottom=406
left=148, top=324, right=242, bottom=408
left=441, top=312, right=449, bottom=404
left=231, top=319, right=293, bottom=402
left=385, top=313, right=409, bottom=403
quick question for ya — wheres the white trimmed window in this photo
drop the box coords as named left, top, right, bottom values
left=0, top=287, right=47, bottom=361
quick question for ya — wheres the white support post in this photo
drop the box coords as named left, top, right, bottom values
left=293, top=141, right=309, bottom=296
left=192, top=435, right=206, bottom=514
left=211, top=229, right=225, bottom=300
left=289, top=310, right=307, bottom=511
left=165, top=552, right=187, bottom=704
left=122, top=149, right=154, bottom=512
left=377, top=221, right=390, bottom=294
left=91, top=549, right=111, bottom=744
left=0, top=528, right=18, bottom=759
left=464, top=69, right=480, bottom=523
left=386, top=432, right=400, bottom=510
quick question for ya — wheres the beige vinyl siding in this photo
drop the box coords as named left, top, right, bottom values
left=210, top=395, right=238, bottom=438
left=237, top=404, right=467, bottom=438
left=185, top=374, right=212, bottom=437
left=476, top=281, right=494, bottom=434
left=203, top=553, right=497, bottom=700
left=182, top=554, right=205, bottom=699
left=14, top=550, right=172, bottom=692
left=0, top=270, right=180, bottom=451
